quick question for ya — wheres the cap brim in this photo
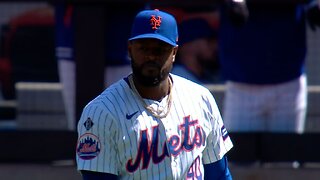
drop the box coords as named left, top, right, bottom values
left=129, top=34, right=177, bottom=47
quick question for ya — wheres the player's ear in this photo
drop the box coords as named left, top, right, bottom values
left=172, top=46, right=178, bottom=58
left=172, top=46, right=178, bottom=62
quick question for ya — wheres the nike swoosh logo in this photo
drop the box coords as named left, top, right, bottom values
left=126, top=111, right=138, bottom=120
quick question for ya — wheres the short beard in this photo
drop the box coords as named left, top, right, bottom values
left=131, top=59, right=171, bottom=87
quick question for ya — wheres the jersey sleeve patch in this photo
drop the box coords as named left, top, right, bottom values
left=221, top=125, right=229, bottom=141
left=83, top=117, right=94, bottom=131
left=76, top=133, right=102, bottom=160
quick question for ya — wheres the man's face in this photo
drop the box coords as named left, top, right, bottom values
left=194, top=37, right=219, bottom=73
left=198, top=37, right=218, bottom=66
left=128, top=38, right=177, bottom=86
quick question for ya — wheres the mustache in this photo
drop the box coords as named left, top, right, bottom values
left=130, top=55, right=161, bottom=68
left=141, top=61, right=161, bottom=68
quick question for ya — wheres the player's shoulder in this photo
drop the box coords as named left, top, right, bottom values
left=84, top=78, right=129, bottom=111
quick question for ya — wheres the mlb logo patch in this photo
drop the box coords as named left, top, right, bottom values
left=83, top=117, right=94, bottom=131
left=77, top=133, right=101, bottom=160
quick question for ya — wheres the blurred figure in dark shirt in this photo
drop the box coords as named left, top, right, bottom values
left=218, top=0, right=320, bottom=133
left=172, top=18, right=220, bottom=84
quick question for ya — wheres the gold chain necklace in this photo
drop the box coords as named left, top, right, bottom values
left=129, top=75, right=173, bottom=119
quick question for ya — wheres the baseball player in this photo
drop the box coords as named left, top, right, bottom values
left=76, top=9, right=233, bottom=180
left=219, top=0, right=320, bottom=133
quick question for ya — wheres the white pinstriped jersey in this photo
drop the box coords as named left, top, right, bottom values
left=76, top=74, right=233, bottom=180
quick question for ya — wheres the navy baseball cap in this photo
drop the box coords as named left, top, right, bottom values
left=129, top=9, right=178, bottom=47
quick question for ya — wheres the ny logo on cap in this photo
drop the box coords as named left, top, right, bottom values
left=150, top=15, right=162, bottom=30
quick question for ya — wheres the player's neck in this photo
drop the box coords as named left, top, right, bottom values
left=132, top=76, right=171, bottom=101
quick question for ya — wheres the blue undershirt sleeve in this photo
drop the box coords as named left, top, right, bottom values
left=80, top=170, right=118, bottom=180
left=204, top=156, right=232, bottom=180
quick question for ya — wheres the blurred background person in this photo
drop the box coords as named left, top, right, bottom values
left=171, top=18, right=221, bottom=84
left=218, top=0, right=320, bottom=133
left=103, top=3, right=145, bottom=87
left=55, top=4, right=75, bottom=130
left=55, top=3, right=144, bottom=130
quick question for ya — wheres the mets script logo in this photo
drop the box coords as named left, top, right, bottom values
left=150, top=15, right=162, bottom=30
left=126, top=116, right=206, bottom=173
left=77, top=133, right=101, bottom=160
